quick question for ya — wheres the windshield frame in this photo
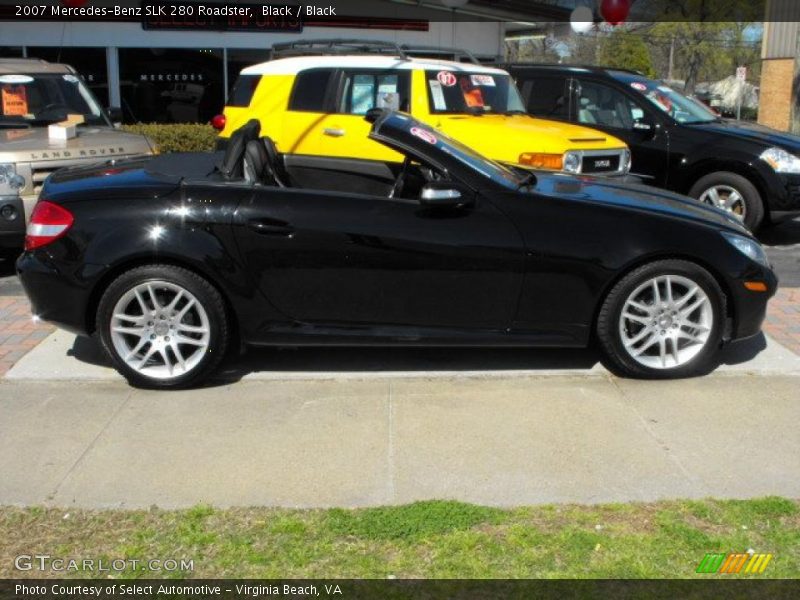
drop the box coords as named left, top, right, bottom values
left=0, top=72, right=111, bottom=128
left=423, top=69, right=526, bottom=116
left=612, top=73, right=719, bottom=125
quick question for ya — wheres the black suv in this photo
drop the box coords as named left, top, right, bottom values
left=505, top=64, right=800, bottom=230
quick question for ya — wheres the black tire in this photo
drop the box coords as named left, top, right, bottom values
left=596, top=259, right=725, bottom=379
left=688, top=171, right=765, bottom=231
left=96, top=264, right=229, bottom=389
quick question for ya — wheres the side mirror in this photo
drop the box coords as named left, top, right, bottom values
left=107, top=106, right=123, bottom=124
left=419, top=182, right=472, bottom=208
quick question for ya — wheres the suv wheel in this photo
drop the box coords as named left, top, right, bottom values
left=597, top=260, right=725, bottom=379
left=97, top=265, right=229, bottom=389
left=689, top=171, right=765, bottom=231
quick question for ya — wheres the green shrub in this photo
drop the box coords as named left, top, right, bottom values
left=122, top=123, right=219, bottom=153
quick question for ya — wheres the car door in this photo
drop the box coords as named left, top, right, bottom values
left=234, top=164, right=524, bottom=332
left=573, top=78, right=669, bottom=186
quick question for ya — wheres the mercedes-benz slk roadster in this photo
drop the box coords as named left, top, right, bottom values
left=17, top=111, right=776, bottom=388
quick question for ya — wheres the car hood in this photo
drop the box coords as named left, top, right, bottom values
left=532, top=172, right=749, bottom=233
left=431, top=114, right=627, bottom=160
left=686, top=119, right=800, bottom=152
left=0, top=126, right=153, bottom=163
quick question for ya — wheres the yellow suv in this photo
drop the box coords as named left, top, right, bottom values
left=216, top=41, right=630, bottom=176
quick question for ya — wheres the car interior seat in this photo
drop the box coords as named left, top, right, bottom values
left=217, top=119, right=260, bottom=180
left=259, top=136, right=294, bottom=188
left=578, top=87, right=599, bottom=124
left=243, top=140, right=279, bottom=186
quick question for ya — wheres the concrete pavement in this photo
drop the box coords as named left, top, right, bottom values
left=0, top=372, right=798, bottom=509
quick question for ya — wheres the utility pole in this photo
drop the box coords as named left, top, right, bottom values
left=668, top=35, right=675, bottom=81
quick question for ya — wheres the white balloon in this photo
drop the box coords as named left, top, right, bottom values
left=570, top=6, right=594, bottom=34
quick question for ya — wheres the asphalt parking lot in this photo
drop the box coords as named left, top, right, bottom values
left=0, top=218, right=799, bottom=509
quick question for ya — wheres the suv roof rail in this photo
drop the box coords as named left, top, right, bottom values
left=399, top=44, right=480, bottom=65
left=270, top=39, right=409, bottom=60
left=500, top=62, right=645, bottom=76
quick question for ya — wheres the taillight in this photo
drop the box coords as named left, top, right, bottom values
left=211, top=114, right=226, bottom=131
left=24, top=200, right=74, bottom=251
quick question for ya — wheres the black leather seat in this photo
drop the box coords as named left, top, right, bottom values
left=243, top=139, right=279, bottom=186
left=217, top=119, right=260, bottom=180
left=259, top=136, right=293, bottom=187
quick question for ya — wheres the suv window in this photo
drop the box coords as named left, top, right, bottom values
left=518, top=76, right=569, bottom=120
left=289, top=69, right=335, bottom=112
left=337, top=71, right=410, bottom=115
left=228, top=75, right=260, bottom=107
left=576, top=80, right=642, bottom=130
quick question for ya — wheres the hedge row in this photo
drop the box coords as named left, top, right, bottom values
left=122, top=123, right=219, bottom=153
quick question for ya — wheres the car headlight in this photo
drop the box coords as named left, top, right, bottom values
left=621, top=149, right=632, bottom=173
left=721, top=232, right=769, bottom=267
left=563, top=151, right=582, bottom=174
left=760, top=147, right=800, bottom=174
left=0, top=163, right=25, bottom=193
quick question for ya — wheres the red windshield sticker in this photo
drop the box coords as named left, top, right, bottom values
left=437, top=71, right=457, bottom=87
left=630, top=82, right=647, bottom=92
left=410, top=126, right=437, bottom=144
left=1, top=84, right=28, bottom=116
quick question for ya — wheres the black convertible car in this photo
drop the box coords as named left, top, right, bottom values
left=17, top=111, right=776, bottom=388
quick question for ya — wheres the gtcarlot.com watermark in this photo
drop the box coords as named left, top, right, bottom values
left=15, top=554, right=194, bottom=573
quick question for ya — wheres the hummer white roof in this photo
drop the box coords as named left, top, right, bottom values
left=241, top=55, right=509, bottom=76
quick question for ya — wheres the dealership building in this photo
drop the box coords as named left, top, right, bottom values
left=0, top=0, right=568, bottom=124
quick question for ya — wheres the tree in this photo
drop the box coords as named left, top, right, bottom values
left=596, top=29, right=656, bottom=78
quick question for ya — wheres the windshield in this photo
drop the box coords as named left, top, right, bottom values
left=393, top=116, right=521, bottom=189
left=425, top=70, right=526, bottom=115
left=0, top=73, right=108, bottom=127
left=624, top=78, right=718, bottom=124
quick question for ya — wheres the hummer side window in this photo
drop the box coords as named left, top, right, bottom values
left=337, top=71, right=410, bottom=115
left=288, top=69, right=335, bottom=112
left=575, top=81, right=640, bottom=130
left=519, top=76, right=570, bottom=120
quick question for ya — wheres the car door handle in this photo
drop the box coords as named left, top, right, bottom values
left=323, top=128, right=346, bottom=137
left=247, top=218, right=294, bottom=236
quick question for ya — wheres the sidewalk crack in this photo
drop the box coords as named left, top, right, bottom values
left=45, top=389, right=132, bottom=504
left=607, top=375, right=710, bottom=495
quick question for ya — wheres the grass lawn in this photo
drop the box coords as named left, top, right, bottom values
left=1, top=497, right=798, bottom=578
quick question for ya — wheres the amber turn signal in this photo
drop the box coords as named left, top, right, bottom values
left=744, top=281, right=768, bottom=292
left=519, top=152, right=563, bottom=170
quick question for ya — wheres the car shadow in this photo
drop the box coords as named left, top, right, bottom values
left=758, top=217, right=800, bottom=247
left=66, top=331, right=770, bottom=388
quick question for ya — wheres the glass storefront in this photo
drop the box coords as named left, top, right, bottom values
left=118, top=48, right=224, bottom=124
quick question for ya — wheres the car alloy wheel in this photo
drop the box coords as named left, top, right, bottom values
left=618, top=274, right=713, bottom=370
left=698, top=184, right=747, bottom=220
left=109, top=280, right=211, bottom=380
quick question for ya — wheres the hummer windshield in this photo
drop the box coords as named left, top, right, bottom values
left=424, top=70, right=526, bottom=115
left=0, top=72, right=109, bottom=128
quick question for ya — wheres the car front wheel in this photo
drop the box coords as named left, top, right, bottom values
left=97, top=264, right=229, bottom=389
left=689, top=171, right=764, bottom=231
left=596, top=259, right=725, bottom=379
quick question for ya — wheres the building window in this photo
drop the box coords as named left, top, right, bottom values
left=118, top=48, right=224, bottom=124
left=24, top=47, right=109, bottom=106
left=0, top=47, right=24, bottom=58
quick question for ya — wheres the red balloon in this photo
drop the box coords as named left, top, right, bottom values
left=600, top=0, right=630, bottom=25
left=61, top=0, right=90, bottom=7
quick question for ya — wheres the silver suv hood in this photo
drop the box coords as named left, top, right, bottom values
left=0, top=126, right=152, bottom=163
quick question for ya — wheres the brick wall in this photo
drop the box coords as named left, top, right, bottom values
left=758, top=58, right=795, bottom=132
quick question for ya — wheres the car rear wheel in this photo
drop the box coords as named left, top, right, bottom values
left=97, top=265, right=229, bottom=389
left=596, top=259, right=725, bottom=379
left=689, top=172, right=764, bottom=231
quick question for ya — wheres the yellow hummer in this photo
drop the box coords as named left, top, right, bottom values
left=216, top=41, right=631, bottom=176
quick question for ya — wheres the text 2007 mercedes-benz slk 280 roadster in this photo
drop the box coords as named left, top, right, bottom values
left=17, top=110, right=776, bottom=388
